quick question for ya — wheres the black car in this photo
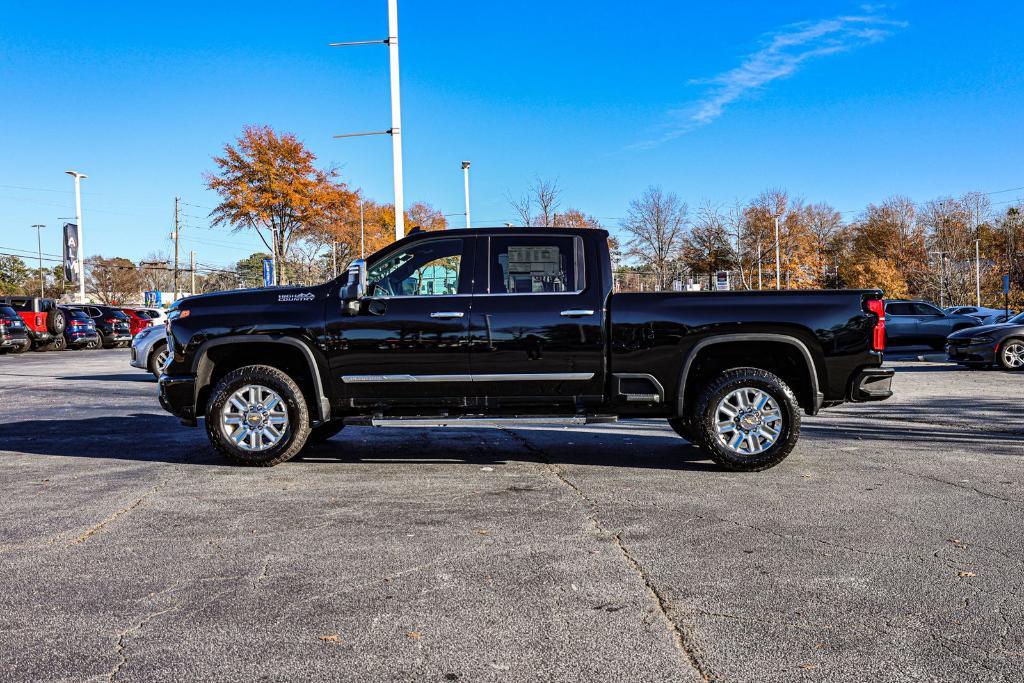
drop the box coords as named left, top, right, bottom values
left=883, top=300, right=980, bottom=349
left=946, top=311, right=1024, bottom=371
left=58, top=306, right=101, bottom=350
left=69, top=305, right=132, bottom=348
left=0, top=305, right=30, bottom=354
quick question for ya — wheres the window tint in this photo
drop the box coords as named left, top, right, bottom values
left=912, top=303, right=943, bottom=316
left=65, top=309, right=90, bottom=319
left=7, top=299, right=31, bottom=312
left=488, top=236, right=579, bottom=294
left=886, top=303, right=913, bottom=315
left=367, top=238, right=465, bottom=297
left=39, top=299, right=54, bottom=312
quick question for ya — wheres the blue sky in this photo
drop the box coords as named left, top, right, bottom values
left=2, top=1, right=1023, bottom=269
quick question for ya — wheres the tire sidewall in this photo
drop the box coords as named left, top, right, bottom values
left=695, top=370, right=801, bottom=471
left=998, top=338, right=1024, bottom=371
left=205, top=366, right=310, bottom=466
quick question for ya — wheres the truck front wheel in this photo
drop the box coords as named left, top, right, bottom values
left=691, top=368, right=801, bottom=472
left=205, top=365, right=311, bottom=466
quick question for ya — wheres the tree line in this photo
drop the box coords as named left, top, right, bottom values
left=2, top=124, right=1020, bottom=310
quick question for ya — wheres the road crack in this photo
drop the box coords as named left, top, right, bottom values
left=499, top=428, right=718, bottom=682
left=72, top=480, right=165, bottom=546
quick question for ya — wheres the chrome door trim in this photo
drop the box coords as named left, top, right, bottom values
left=429, top=311, right=465, bottom=319
left=341, top=372, right=594, bottom=383
left=560, top=309, right=595, bottom=317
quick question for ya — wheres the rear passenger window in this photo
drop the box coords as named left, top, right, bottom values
left=886, top=303, right=913, bottom=315
left=488, top=236, right=581, bottom=294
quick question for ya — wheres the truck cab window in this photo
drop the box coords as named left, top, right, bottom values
left=367, top=238, right=464, bottom=297
left=489, top=236, right=579, bottom=294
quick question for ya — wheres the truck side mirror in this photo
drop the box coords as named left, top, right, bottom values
left=340, top=259, right=367, bottom=315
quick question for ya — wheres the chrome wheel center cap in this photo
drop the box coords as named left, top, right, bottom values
left=739, top=413, right=760, bottom=431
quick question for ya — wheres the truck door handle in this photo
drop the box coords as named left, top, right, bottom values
left=430, top=311, right=464, bottom=319
left=560, top=309, right=595, bottom=318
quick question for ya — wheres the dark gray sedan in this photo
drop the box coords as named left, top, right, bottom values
left=884, top=300, right=981, bottom=349
left=946, top=311, right=1024, bottom=370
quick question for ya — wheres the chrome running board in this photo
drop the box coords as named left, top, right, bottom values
left=345, top=415, right=618, bottom=428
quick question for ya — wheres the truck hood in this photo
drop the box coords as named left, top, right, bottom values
left=175, top=284, right=327, bottom=310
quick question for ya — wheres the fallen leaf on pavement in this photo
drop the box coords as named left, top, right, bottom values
left=319, top=634, right=341, bottom=643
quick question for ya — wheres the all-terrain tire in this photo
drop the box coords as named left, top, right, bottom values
left=205, top=365, right=311, bottom=467
left=692, top=367, right=801, bottom=472
left=997, top=338, right=1024, bottom=371
left=11, top=342, right=30, bottom=354
left=46, top=309, right=66, bottom=336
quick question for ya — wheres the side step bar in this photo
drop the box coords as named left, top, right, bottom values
left=344, top=415, right=619, bottom=428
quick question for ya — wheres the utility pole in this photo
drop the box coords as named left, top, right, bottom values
left=65, top=170, right=87, bottom=302
left=757, top=242, right=763, bottom=290
left=930, top=251, right=948, bottom=308
left=329, top=0, right=406, bottom=242
left=31, top=224, right=45, bottom=297
left=190, top=250, right=196, bottom=295
left=332, top=242, right=337, bottom=278
left=461, top=161, right=471, bottom=228
left=774, top=214, right=781, bottom=290
left=271, top=227, right=279, bottom=286
left=172, top=196, right=180, bottom=299
left=975, top=239, right=982, bottom=307
left=360, top=200, right=365, bottom=258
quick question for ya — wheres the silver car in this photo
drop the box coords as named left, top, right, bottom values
left=129, top=324, right=168, bottom=378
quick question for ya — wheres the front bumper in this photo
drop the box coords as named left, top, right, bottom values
left=849, top=367, right=894, bottom=402
left=159, top=373, right=197, bottom=425
left=946, top=340, right=996, bottom=365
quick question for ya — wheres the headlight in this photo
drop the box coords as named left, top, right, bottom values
left=969, top=336, right=994, bottom=344
left=135, top=326, right=155, bottom=341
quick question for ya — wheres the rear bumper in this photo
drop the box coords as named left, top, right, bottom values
left=849, top=367, right=894, bottom=402
left=159, top=373, right=198, bottom=425
left=1, top=335, right=30, bottom=350
left=67, top=331, right=99, bottom=347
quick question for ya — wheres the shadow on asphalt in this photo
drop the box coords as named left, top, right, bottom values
left=0, top=411, right=724, bottom=471
left=57, top=373, right=155, bottom=382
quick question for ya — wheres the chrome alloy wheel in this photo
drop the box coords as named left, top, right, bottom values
left=156, top=347, right=169, bottom=371
left=715, top=387, right=783, bottom=455
left=220, top=384, right=289, bottom=451
left=1003, top=341, right=1024, bottom=369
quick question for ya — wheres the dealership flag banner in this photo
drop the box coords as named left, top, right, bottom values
left=63, top=223, right=80, bottom=284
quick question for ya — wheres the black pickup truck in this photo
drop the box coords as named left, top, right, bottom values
left=159, top=227, right=893, bottom=470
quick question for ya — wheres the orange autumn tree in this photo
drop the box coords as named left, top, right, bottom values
left=205, top=125, right=358, bottom=285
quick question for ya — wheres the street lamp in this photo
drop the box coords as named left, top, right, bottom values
left=64, top=170, right=87, bottom=302
left=929, top=251, right=948, bottom=308
left=31, top=224, right=45, bottom=297
left=774, top=214, right=781, bottom=290
left=461, top=161, right=471, bottom=229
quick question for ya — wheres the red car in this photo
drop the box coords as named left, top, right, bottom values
left=120, top=308, right=154, bottom=337
left=0, top=296, right=66, bottom=350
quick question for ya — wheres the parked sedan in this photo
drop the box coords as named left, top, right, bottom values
left=0, top=305, right=30, bottom=354
left=69, top=305, right=133, bottom=348
left=884, top=300, right=981, bottom=349
left=129, top=324, right=168, bottom=378
left=134, top=307, right=167, bottom=326
left=947, top=311, right=1024, bottom=370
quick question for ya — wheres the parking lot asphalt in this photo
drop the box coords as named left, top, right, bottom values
left=1, top=349, right=1022, bottom=682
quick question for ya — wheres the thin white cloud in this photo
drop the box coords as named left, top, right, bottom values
left=635, top=9, right=906, bottom=148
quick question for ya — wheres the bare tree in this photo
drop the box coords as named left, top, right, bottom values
left=86, top=256, right=143, bottom=305
left=620, top=186, right=688, bottom=290
left=682, top=201, right=736, bottom=287
left=507, top=177, right=562, bottom=226
left=138, top=250, right=174, bottom=292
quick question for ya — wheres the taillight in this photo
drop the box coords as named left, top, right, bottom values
left=867, top=299, right=885, bottom=352
left=36, top=315, right=42, bottom=327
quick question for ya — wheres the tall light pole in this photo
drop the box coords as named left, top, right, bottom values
left=31, top=224, right=45, bottom=297
left=774, top=214, right=781, bottom=290
left=330, top=0, right=406, bottom=242
left=65, top=170, right=87, bottom=302
left=930, top=251, right=948, bottom=308
left=461, top=161, right=471, bottom=228
left=975, top=239, right=982, bottom=307
left=387, top=0, right=405, bottom=241
left=360, top=200, right=366, bottom=258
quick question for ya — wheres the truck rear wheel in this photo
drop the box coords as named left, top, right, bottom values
left=691, top=368, right=801, bottom=472
left=205, top=365, right=311, bottom=467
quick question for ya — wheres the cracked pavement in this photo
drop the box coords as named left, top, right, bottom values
left=1, top=349, right=1022, bottom=681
